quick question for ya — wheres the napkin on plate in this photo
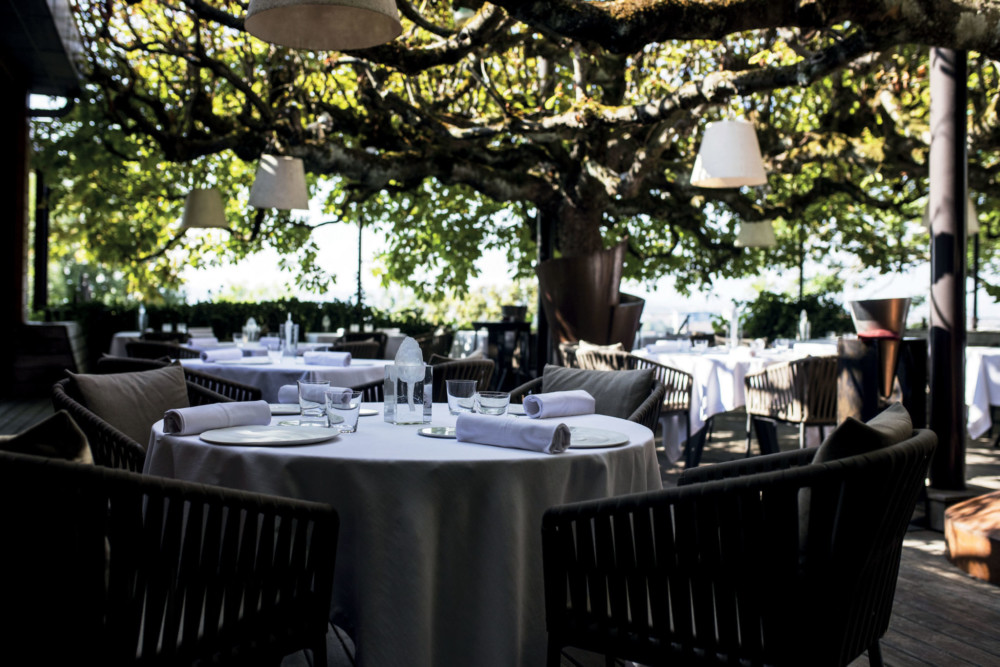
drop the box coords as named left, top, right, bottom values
left=201, top=347, right=243, bottom=362
left=522, top=390, right=595, bottom=419
left=280, top=383, right=351, bottom=404
left=303, top=351, right=352, bottom=366
left=456, top=413, right=570, bottom=454
left=163, top=400, right=272, bottom=435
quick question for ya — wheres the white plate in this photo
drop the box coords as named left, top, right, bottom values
left=569, top=426, right=629, bottom=449
left=507, top=404, right=526, bottom=416
left=418, top=426, right=457, bottom=439
left=215, top=357, right=272, bottom=365
left=199, top=425, right=338, bottom=446
left=269, top=403, right=300, bottom=415
left=359, top=408, right=379, bottom=417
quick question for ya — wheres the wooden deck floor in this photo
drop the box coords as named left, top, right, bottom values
left=2, top=399, right=998, bottom=666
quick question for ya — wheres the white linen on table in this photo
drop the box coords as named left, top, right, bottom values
left=522, top=389, right=595, bottom=419
left=144, top=404, right=659, bottom=667
left=456, top=413, right=570, bottom=453
left=163, top=400, right=271, bottom=435
left=966, top=347, right=1000, bottom=439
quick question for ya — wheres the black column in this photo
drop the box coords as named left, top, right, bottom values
left=928, top=48, right=967, bottom=490
left=32, top=171, right=49, bottom=314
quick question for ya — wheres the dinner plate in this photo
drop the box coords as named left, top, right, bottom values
left=199, top=425, right=339, bottom=446
left=507, top=404, right=526, bottom=416
left=215, top=357, right=272, bottom=365
left=359, top=408, right=379, bottom=417
left=269, top=403, right=300, bottom=415
left=568, top=426, right=629, bottom=449
left=418, top=426, right=457, bottom=439
left=278, top=415, right=343, bottom=427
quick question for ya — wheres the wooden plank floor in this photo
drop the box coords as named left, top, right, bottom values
left=1, top=399, right=998, bottom=666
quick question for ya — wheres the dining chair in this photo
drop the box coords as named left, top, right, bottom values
left=343, top=331, right=388, bottom=358
left=331, top=340, right=381, bottom=359
left=542, top=404, right=936, bottom=667
left=139, top=331, right=190, bottom=344
left=52, top=367, right=233, bottom=472
left=429, top=358, right=495, bottom=402
left=352, top=378, right=385, bottom=402
left=576, top=349, right=698, bottom=464
left=126, top=340, right=201, bottom=360
left=96, top=354, right=264, bottom=402
left=0, top=446, right=338, bottom=666
left=509, top=364, right=665, bottom=432
left=689, top=332, right=716, bottom=347
left=744, top=354, right=839, bottom=454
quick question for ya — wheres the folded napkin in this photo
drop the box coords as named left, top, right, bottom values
left=303, top=351, right=352, bottom=366
left=187, top=336, right=219, bottom=348
left=259, top=336, right=281, bottom=348
left=522, top=390, right=595, bottom=419
left=201, top=347, right=243, bottom=362
left=163, top=400, right=271, bottom=436
left=279, top=383, right=351, bottom=404
left=456, top=413, right=571, bottom=454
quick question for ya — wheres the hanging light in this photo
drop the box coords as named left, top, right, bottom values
left=180, top=188, right=228, bottom=228
left=922, top=196, right=979, bottom=234
left=248, top=155, right=310, bottom=211
left=690, top=119, right=767, bottom=188
left=734, top=221, right=777, bottom=248
left=244, top=0, right=402, bottom=52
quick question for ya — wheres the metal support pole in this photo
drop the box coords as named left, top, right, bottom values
left=973, top=232, right=980, bottom=331
left=928, top=48, right=967, bottom=490
left=535, top=209, right=554, bottom=374
left=32, top=171, right=49, bottom=315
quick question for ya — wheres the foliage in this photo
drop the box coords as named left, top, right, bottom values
left=739, top=291, right=855, bottom=342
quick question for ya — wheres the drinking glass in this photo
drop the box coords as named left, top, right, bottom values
left=232, top=333, right=245, bottom=350
left=446, top=379, right=478, bottom=415
left=298, top=380, right=330, bottom=418
left=266, top=340, right=283, bottom=363
left=475, top=391, right=510, bottom=416
left=326, top=389, right=363, bottom=433
left=693, top=339, right=709, bottom=352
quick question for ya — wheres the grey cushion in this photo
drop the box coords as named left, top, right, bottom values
left=813, top=402, right=912, bottom=463
left=0, top=410, right=92, bottom=464
left=541, top=364, right=654, bottom=420
left=69, top=365, right=190, bottom=447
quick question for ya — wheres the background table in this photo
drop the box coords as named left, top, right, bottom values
left=966, top=346, right=1000, bottom=439
left=144, top=404, right=660, bottom=667
left=180, top=357, right=390, bottom=402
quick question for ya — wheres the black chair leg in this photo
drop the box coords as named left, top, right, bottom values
left=751, top=417, right=780, bottom=456
left=867, top=639, right=884, bottom=667
left=685, top=420, right=711, bottom=468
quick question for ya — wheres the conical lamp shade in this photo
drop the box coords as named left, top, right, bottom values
left=181, top=188, right=228, bottom=228
left=734, top=221, right=777, bottom=247
left=248, top=155, right=310, bottom=211
left=245, top=0, right=402, bottom=51
left=691, top=119, right=768, bottom=188
left=922, top=196, right=979, bottom=234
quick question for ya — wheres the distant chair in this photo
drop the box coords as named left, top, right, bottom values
left=96, top=354, right=263, bottom=402
left=332, top=340, right=381, bottom=359
left=556, top=342, right=580, bottom=368
left=413, top=330, right=455, bottom=363
left=343, top=331, right=388, bottom=358
left=125, top=340, right=200, bottom=360
left=430, top=358, right=495, bottom=402
left=689, top=332, right=716, bottom=347
left=542, top=406, right=936, bottom=667
left=744, top=355, right=839, bottom=454
left=139, top=331, right=189, bottom=344
left=0, top=447, right=338, bottom=666
left=352, top=378, right=385, bottom=402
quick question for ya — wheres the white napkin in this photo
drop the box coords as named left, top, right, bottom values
left=522, top=390, right=595, bottom=419
left=303, top=351, right=352, bottom=366
left=260, top=336, right=281, bottom=348
left=201, top=348, right=243, bottom=362
left=645, top=341, right=688, bottom=353
left=277, top=384, right=300, bottom=404
left=456, top=413, right=570, bottom=454
left=162, top=400, right=271, bottom=435
left=188, top=336, right=219, bottom=348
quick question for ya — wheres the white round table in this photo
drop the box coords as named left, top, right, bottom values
left=143, top=404, right=660, bottom=667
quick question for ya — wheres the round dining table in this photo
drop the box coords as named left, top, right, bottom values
left=143, top=403, right=661, bottom=667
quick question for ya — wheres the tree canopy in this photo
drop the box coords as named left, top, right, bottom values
left=30, top=0, right=1000, bottom=304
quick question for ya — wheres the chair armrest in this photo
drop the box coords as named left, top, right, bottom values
left=508, top=376, right=543, bottom=403
left=627, top=380, right=665, bottom=430
left=186, top=381, right=234, bottom=406
left=184, top=368, right=263, bottom=402
left=677, top=447, right=816, bottom=486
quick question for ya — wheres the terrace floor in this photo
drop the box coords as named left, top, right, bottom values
left=2, top=399, right=998, bottom=666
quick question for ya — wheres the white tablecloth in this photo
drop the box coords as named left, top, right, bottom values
left=179, top=357, right=391, bottom=402
left=109, top=330, right=142, bottom=357
left=143, top=404, right=659, bottom=667
left=966, top=346, right=1000, bottom=439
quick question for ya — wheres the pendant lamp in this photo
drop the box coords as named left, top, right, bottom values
left=691, top=119, right=768, bottom=188
left=181, top=188, right=228, bottom=228
left=248, top=155, right=310, bottom=211
left=734, top=221, right=777, bottom=248
left=922, top=196, right=979, bottom=234
left=244, top=0, right=402, bottom=51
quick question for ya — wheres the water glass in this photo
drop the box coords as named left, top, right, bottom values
left=298, top=380, right=330, bottom=418
left=475, top=391, right=510, bottom=416
left=326, top=389, right=363, bottom=433
left=693, top=339, right=709, bottom=352
left=232, top=333, right=245, bottom=349
left=266, top=340, right=283, bottom=363
left=446, top=379, right=478, bottom=415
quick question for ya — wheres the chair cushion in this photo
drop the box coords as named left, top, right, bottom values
left=541, top=364, right=654, bottom=420
left=812, top=402, right=913, bottom=463
left=68, top=365, right=190, bottom=447
left=0, top=410, right=93, bottom=464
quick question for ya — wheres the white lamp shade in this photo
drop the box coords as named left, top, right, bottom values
left=922, top=196, right=979, bottom=234
left=181, top=188, right=228, bottom=228
left=244, top=0, right=402, bottom=51
left=691, top=119, right=768, bottom=188
left=248, top=155, right=310, bottom=211
left=734, top=221, right=777, bottom=248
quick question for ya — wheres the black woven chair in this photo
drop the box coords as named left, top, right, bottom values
left=331, top=340, right=381, bottom=359
left=542, top=418, right=936, bottom=667
left=352, top=378, right=385, bottom=402
left=96, top=354, right=264, bottom=402
left=429, top=358, right=495, bottom=402
left=342, top=331, right=388, bottom=358
left=52, top=375, right=232, bottom=473
left=0, top=447, right=338, bottom=666
left=126, top=340, right=201, bottom=360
